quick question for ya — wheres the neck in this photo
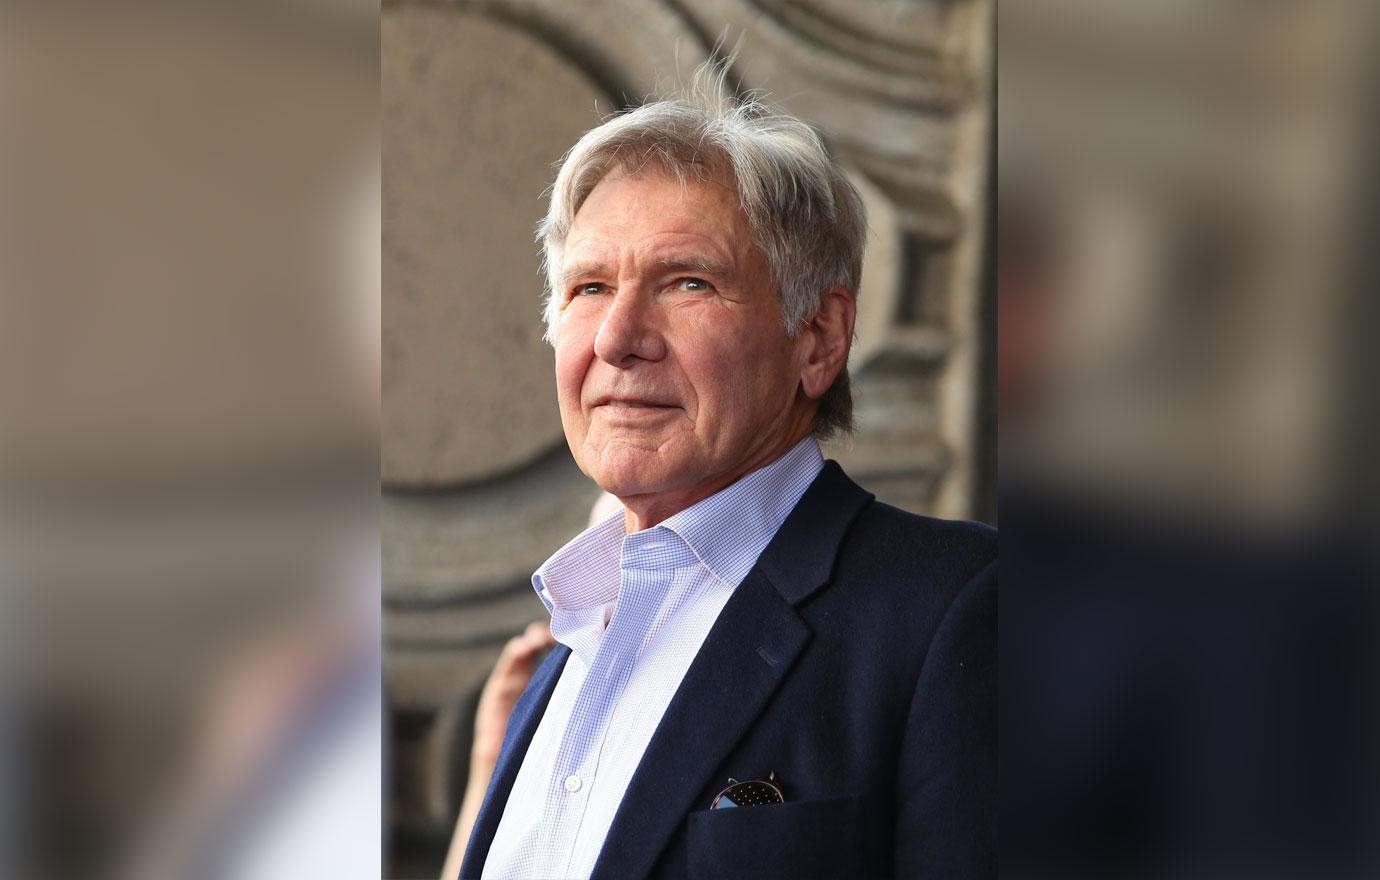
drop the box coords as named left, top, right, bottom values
left=619, top=427, right=813, bottom=533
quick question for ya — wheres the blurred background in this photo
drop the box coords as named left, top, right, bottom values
left=1, top=1, right=380, bottom=878
left=1000, top=1, right=1378, bottom=877
left=380, top=0, right=993, bottom=875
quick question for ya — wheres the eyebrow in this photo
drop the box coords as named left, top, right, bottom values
left=559, top=262, right=609, bottom=290
left=559, top=256, right=733, bottom=289
left=652, top=256, right=731, bottom=277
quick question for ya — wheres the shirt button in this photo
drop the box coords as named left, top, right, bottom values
left=564, top=774, right=582, bottom=793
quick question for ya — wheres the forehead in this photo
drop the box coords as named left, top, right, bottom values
left=564, top=168, right=750, bottom=262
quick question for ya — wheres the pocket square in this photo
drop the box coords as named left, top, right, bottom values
left=709, top=771, right=784, bottom=809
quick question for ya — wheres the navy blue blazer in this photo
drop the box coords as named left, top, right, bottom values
left=460, top=461, right=997, bottom=879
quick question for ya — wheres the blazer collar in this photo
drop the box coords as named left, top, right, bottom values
left=754, top=460, right=874, bottom=606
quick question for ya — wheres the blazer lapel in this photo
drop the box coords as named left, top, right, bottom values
left=459, top=643, right=571, bottom=879
left=588, top=569, right=809, bottom=880
left=589, top=462, right=874, bottom=879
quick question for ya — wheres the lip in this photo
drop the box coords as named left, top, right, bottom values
left=592, top=398, right=681, bottom=422
left=593, top=396, right=678, bottom=409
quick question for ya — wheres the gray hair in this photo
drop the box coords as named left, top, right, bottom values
left=536, top=71, right=867, bottom=438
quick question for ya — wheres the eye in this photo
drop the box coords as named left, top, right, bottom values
left=674, top=277, right=713, bottom=293
left=572, top=282, right=608, bottom=297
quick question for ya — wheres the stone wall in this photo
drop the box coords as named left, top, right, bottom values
left=382, top=1, right=992, bottom=874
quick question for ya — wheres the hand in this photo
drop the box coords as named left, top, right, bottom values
left=471, top=620, right=557, bottom=768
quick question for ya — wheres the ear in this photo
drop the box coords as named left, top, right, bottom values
left=798, top=285, right=856, bottom=400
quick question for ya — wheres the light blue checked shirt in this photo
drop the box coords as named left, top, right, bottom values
left=481, top=436, right=825, bottom=880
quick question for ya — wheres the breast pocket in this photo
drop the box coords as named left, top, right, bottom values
left=686, top=795, right=863, bottom=880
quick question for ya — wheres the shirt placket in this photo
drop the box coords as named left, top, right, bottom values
left=544, top=561, right=669, bottom=878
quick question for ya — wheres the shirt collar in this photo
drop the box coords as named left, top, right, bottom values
left=532, top=509, right=624, bottom=614
left=532, top=437, right=825, bottom=664
left=532, top=435, right=824, bottom=609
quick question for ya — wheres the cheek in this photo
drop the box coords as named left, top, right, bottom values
left=553, top=341, right=590, bottom=416
left=679, top=338, right=766, bottom=413
left=697, top=335, right=798, bottom=417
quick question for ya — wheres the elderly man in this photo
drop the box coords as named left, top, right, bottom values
left=459, top=82, right=996, bottom=880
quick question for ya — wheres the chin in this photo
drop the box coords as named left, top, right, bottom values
left=588, top=466, right=662, bottom=500
left=584, top=447, right=681, bottom=500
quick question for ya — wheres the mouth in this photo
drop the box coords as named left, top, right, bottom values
left=595, top=396, right=677, bottom=409
left=593, top=397, right=680, bottom=419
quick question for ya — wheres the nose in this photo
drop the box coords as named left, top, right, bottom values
left=593, top=286, right=667, bottom=366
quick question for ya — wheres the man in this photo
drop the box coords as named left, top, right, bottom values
left=460, top=79, right=996, bottom=879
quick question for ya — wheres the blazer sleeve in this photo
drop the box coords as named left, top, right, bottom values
left=894, top=559, right=998, bottom=878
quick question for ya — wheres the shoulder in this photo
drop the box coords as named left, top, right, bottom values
left=779, top=471, right=996, bottom=719
left=813, top=492, right=997, bottom=659
left=843, top=496, right=997, bottom=589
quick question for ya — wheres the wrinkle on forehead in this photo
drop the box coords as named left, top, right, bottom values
left=560, top=169, right=753, bottom=283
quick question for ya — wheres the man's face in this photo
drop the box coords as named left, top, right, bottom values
left=552, top=168, right=813, bottom=518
